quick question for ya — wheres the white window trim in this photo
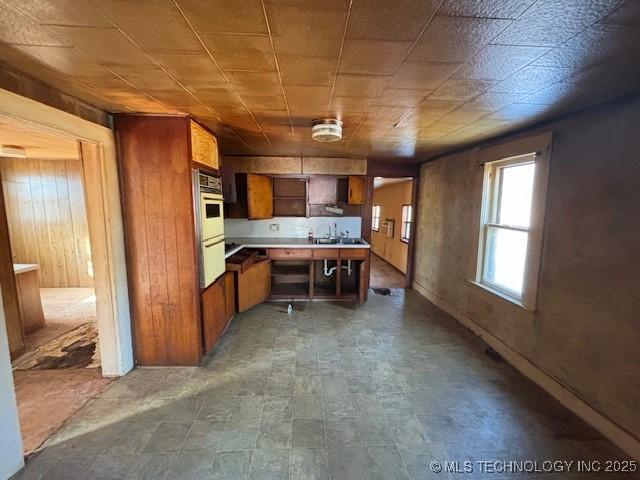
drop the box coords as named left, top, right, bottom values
left=400, top=204, right=412, bottom=243
left=372, top=205, right=381, bottom=232
left=473, top=132, right=553, bottom=312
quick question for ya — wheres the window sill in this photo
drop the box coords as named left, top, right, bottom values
left=468, top=280, right=536, bottom=315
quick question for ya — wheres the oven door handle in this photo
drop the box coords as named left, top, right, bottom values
left=204, top=237, right=225, bottom=248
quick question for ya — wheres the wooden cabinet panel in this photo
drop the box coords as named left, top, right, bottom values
left=340, top=248, right=368, bottom=260
left=247, top=173, right=273, bottom=219
left=116, top=115, right=201, bottom=366
left=0, top=184, right=24, bottom=357
left=359, top=255, right=370, bottom=306
left=313, top=248, right=339, bottom=259
left=201, top=275, right=225, bottom=353
left=269, top=248, right=312, bottom=260
left=224, top=270, right=235, bottom=322
left=348, top=176, right=365, bottom=204
left=190, top=120, right=218, bottom=170
left=238, top=258, right=271, bottom=312
left=302, top=157, right=366, bottom=175
left=308, top=176, right=337, bottom=204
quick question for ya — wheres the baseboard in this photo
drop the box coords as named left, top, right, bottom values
left=412, top=281, right=640, bottom=460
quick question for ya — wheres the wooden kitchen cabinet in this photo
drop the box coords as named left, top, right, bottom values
left=116, top=115, right=221, bottom=366
left=190, top=120, right=219, bottom=170
left=348, top=176, right=365, bottom=204
left=237, top=258, right=271, bottom=312
left=308, top=176, right=337, bottom=204
left=201, top=271, right=235, bottom=353
left=247, top=173, right=274, bottom=219
left=201, top=274, right=226, bottom=353
left=224, top=270, right=235, bottom=322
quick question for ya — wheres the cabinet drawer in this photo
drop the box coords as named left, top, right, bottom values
left=340, top=248, right=368, bottom=260
left=269, top=248, right=312, bottom=259
left=313, top=248, right=339, bottom=259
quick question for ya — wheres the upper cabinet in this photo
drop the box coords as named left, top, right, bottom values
left=348, top=176, right=365, bottom=204
left=190, top=120, right=219, bottom=171
left=247, top=173, right=274, bottom=219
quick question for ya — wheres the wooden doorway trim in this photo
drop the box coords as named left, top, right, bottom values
left=0, top=88, right=134, bottom=377
left=365, top=160, right=421, bottom=289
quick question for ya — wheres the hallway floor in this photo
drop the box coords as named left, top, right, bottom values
left=22, top=288, right=96, bottom=351
left=369, top=253, right=406, bottom=289
left=13, top=290, right=631, bottom=479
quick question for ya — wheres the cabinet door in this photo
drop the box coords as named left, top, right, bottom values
left=224, top=271, right=236, bottom=323
left=308, top=176, right=337, bottom=204
left=201, top=276, right=226, bottom=353
left=247, top=174, right=273, bottom=219
left=348, top=176, right=365, bottom=204
left=238, top=258, right=271, bottom=312
left=359, top=255, right=370, bottom=305
left=191, top=121, right=219, bottom=170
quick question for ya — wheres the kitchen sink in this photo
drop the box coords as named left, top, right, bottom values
left=312, top=238, right=365, bottom=245
left=313, top=238, right=339, bottom=244
left=338, top=238, right=364, bottom=245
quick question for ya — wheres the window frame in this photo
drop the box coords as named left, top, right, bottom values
left=400, top=204, right=413, bottom=244
left=478, top=155, right=535, bottom=300
left=372, top=205, right=381, bottom=232
left=473, top=132, right=552, bottom=312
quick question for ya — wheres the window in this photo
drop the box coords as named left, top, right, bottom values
left=401, top=204, right=413, bottom=243
left=372, top=205, right=381, bottom=231
left=478, top=153, right=538, bottom=304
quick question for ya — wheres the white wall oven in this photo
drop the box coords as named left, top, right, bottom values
left=194, top=170, right=225, bottom=288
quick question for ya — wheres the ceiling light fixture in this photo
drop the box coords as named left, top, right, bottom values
left=0, top=145, right=27, bottom=158
left=312, top=119, right=343, bottom=142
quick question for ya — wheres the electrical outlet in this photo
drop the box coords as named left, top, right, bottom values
left=269, top=223, right=280, bottom=231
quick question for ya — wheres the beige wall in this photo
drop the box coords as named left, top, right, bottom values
left=413, top=96, right=640, bottom=444
left=1, top=157, right=93, bottom=288
left=371, top=180, right=412, bottom=273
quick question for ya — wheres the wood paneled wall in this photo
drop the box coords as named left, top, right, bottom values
left=115, top=115, right=202, bottom=366
left=0, top=157, right=93, bottom=288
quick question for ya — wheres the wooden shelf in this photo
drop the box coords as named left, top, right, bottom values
left=271, top=282, right=310, bottom=298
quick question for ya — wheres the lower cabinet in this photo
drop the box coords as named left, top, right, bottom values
left=201, top=271, right=235, bottom=353
left=237, top=258, right=272, bottom=312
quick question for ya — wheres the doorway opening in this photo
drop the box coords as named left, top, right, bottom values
left=0, top=116, right=112, bottom=455
left=369, top=177, right=414, bottom=290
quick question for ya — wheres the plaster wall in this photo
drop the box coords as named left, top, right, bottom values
left=413, top=96, right=640, bottom=442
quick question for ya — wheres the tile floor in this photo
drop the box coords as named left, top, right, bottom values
left=13, top=290, right=633, bottom=479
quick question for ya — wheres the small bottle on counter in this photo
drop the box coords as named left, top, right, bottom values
left=287, top=304, right=293, bottom=315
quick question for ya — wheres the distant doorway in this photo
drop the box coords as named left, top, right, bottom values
left=369, top=177, right=414, bottom=289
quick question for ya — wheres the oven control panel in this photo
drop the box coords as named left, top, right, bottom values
left=199, top=172, right=222, bottom=195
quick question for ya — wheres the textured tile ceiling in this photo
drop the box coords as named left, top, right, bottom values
left=0, top=0, right=639, bottom=161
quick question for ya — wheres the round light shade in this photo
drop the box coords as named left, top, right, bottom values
left=312, top=119, right=343, bottom=142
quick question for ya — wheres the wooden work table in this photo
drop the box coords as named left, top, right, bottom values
left=13, top=264, right=45, bottom=334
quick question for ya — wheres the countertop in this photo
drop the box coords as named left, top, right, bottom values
left=13, top=263, right=39, bottom=274
left=225, top=237, right=370, bottom=259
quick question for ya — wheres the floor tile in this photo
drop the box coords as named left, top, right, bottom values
left=328, top=446, right=371, bottom=480
left=210, top=450, right=252, bottom=480
left=181, top=420, right=225, bottom=451
left=257, top=417, right=292, bottom=448
left=356, top=416, right=396, bottom=446
left=293, top=394, right=324, bottom=419
left=326, top=418, right=361, bottom=447
left=290, top=447, right=330, bottom=480
left=293, top=419, right=326, bottom=447
left=249, top=448, right=290, bottom=479
left=142, top=422, right=192, bottom=453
